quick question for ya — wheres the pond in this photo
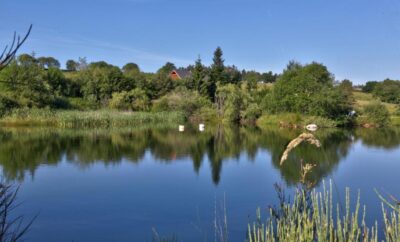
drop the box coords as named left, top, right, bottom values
left=0, top=126, right=399, bottom=241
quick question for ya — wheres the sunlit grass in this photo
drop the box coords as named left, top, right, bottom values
left=0, top=108, right=186, bottom=128
left=248, top=181, right=400, bottom=242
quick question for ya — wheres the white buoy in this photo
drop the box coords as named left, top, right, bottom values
left=199, top=124, right=205, bottom=132
left=306, top=124, right=318, bottom=132
left=179, top=125, right=185, bottom=132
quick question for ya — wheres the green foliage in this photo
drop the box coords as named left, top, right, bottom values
left=362, top=81, right=378, bottom=93
left=122, top=63, right=140, bottom=73
left=248, top=183, right=380, bottom=242
left=153, top=88, right=212, bottom=118
left=42, top=67, right=68, bottom=96
left=66, top=60, right=78, bottom=71
left=157, top=62, right=176, bottom=75
left=77, top=63, right=124, bottom=104
left=257, top=113, right=338, bottom=128
left=67, top=97, right=99, bottom=110
left=191, top=57, right=207, bottom=93
left=0, top=95, right=19, bottom=117
left=109, top=88, right=150, bottom=111
left=0, top=108, right=185, bottom=128
left=357, top=102, right=390, bottom=127
left=0, top=61, right=54, bottom=108
left=264, top=62, right=352, bottom=120
left=216, top=84, right=243, bottom=123
left=37, top=56, right=60, bottom=69
left=241, top=103, right=262, bottom=123
left=372, top=79, right=400, bottom=104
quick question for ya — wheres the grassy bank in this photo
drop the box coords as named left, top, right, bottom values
left=0, top=108, right=186, bottom=128
left=256, top=113, right=339, bottom=129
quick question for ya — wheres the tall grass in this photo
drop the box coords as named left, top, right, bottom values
left=257, top=113, right=338, bottom=129
left=247, top=181, right=400, bottom=242
left=0, top=108, right=186, bottom=128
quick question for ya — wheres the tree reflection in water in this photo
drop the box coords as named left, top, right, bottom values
left=0, top=126, right=399, bottom=185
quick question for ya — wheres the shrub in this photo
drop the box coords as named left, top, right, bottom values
left=68, top=97, right=99, bottom=110
left=152, top=88, right=211, bottom=117
left=190, top=106, right=218, bottom=123
left=357, top=102, right=390, bottom=127
left=0, top=95, right=20, bottom=117
left=241, top=103, right=262, bottom=123
left=109, top=89, right=150, bottom=111
left=263, top=62, right=352, bottom=120
left=215, top=84, right=246, bottom=123
left=373, top=79, right=400, bottom=104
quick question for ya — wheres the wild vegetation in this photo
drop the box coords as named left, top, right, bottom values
left=247, top=183, right=399, bottom=242
left=0, top=46, right=398, bottom=128
left=1, top=47, right=398, bottom=128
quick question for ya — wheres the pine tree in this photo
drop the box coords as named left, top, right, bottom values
left=192, top=56, right=205, bottom=93
left=211, top=47, right=226, bottom=84
left=204, top=47, right=226, bottom=101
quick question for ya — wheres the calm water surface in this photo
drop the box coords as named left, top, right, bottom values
left=0, top=126, right=399, bottom=241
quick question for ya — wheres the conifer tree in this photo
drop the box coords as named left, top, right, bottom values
left=192, top=56, right=205, bottom=93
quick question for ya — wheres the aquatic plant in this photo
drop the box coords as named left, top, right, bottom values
left=247, top=181, right=379, bottom=242
left=0, top=108, right=185, bottom=128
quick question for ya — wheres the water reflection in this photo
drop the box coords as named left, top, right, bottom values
left=0, top=126, right=399, bottom=185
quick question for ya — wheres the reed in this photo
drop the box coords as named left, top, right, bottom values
left=247, top=181, right=380, bottom=242
left=0, top=108, right=186, bottom=128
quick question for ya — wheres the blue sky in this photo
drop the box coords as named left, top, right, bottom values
left=1, top=0, right=400, bottom=83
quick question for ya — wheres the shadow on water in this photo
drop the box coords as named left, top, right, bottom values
left=0, top=125, right=399, bottom=186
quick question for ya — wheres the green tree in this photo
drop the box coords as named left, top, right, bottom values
left=202, top=47, right=227, bottom=100
left=210, top=47, right=226, bottom=84
left=362, top=81, right=378, bottom=93
left=109, top=88, right=150, bottom=111
left=122, top=63, right=140, bottom=73
left=0, top=60, right=53, bottom=108
left=373, top=79, right=400, bottom=104
left=78, top=63, right=124, bottom=104
left=66, top=60, right=78, bottom=71
left=265, top=62, right=352, bottom=120
left=243, top=70, right=260, bottom=91
left=158, top=62, right=176, bottom=75
left=17, top=54, right=37, bottom=67
left=215, top=84, right=245, bottom=122
left=42, top=67, right=67, bottom=96
left=37, top=57, right=60, bottom=69
left=192, top=57, right=206, bottom=92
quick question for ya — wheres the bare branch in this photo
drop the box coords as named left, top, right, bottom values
left=0, top=25, right=33, bottom=71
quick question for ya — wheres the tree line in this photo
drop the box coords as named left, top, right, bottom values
left=0, top=46, right=398, bottom=124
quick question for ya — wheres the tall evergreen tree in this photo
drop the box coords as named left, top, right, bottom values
left=192, top=57, right=205, bottom=93
left=211, top=47, right=226, bottom=84
left=204, top=47, right=226, bottom=100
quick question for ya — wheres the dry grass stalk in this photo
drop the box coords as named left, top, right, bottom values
left=280, top=133, right=321, bottom=165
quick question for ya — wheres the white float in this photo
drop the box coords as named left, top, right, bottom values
left=306, top=124, right=318, bottom=132
left=199, top=124, right=205, bottom=132
left=179, top=125, right=185, bottom=132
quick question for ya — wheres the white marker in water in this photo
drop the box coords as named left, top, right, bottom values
left=179, top=125, right=185, bottom=132
left=199, top=124, right=205, bottom=132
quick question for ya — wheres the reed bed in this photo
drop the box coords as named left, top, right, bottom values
left=0, top=108, right=186, bottom=128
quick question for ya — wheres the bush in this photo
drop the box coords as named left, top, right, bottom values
left=373, top=79, right=400, bottom=104
left=0, top=95, right=20, bottom=117
left=215, top=84, right=246, bottom=123
left=109, top=89, right=150, bottom=111
left=241, top=103, right=262, bottom=123
left=357, top=102, right=390, bottom=127
left=152, top=88, right=211, bottom=117
left=68, top=97, right=99, bottom=110
left=190, top=106, right=218, bottom=123
left=264, top=62, right=352, bottom=120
